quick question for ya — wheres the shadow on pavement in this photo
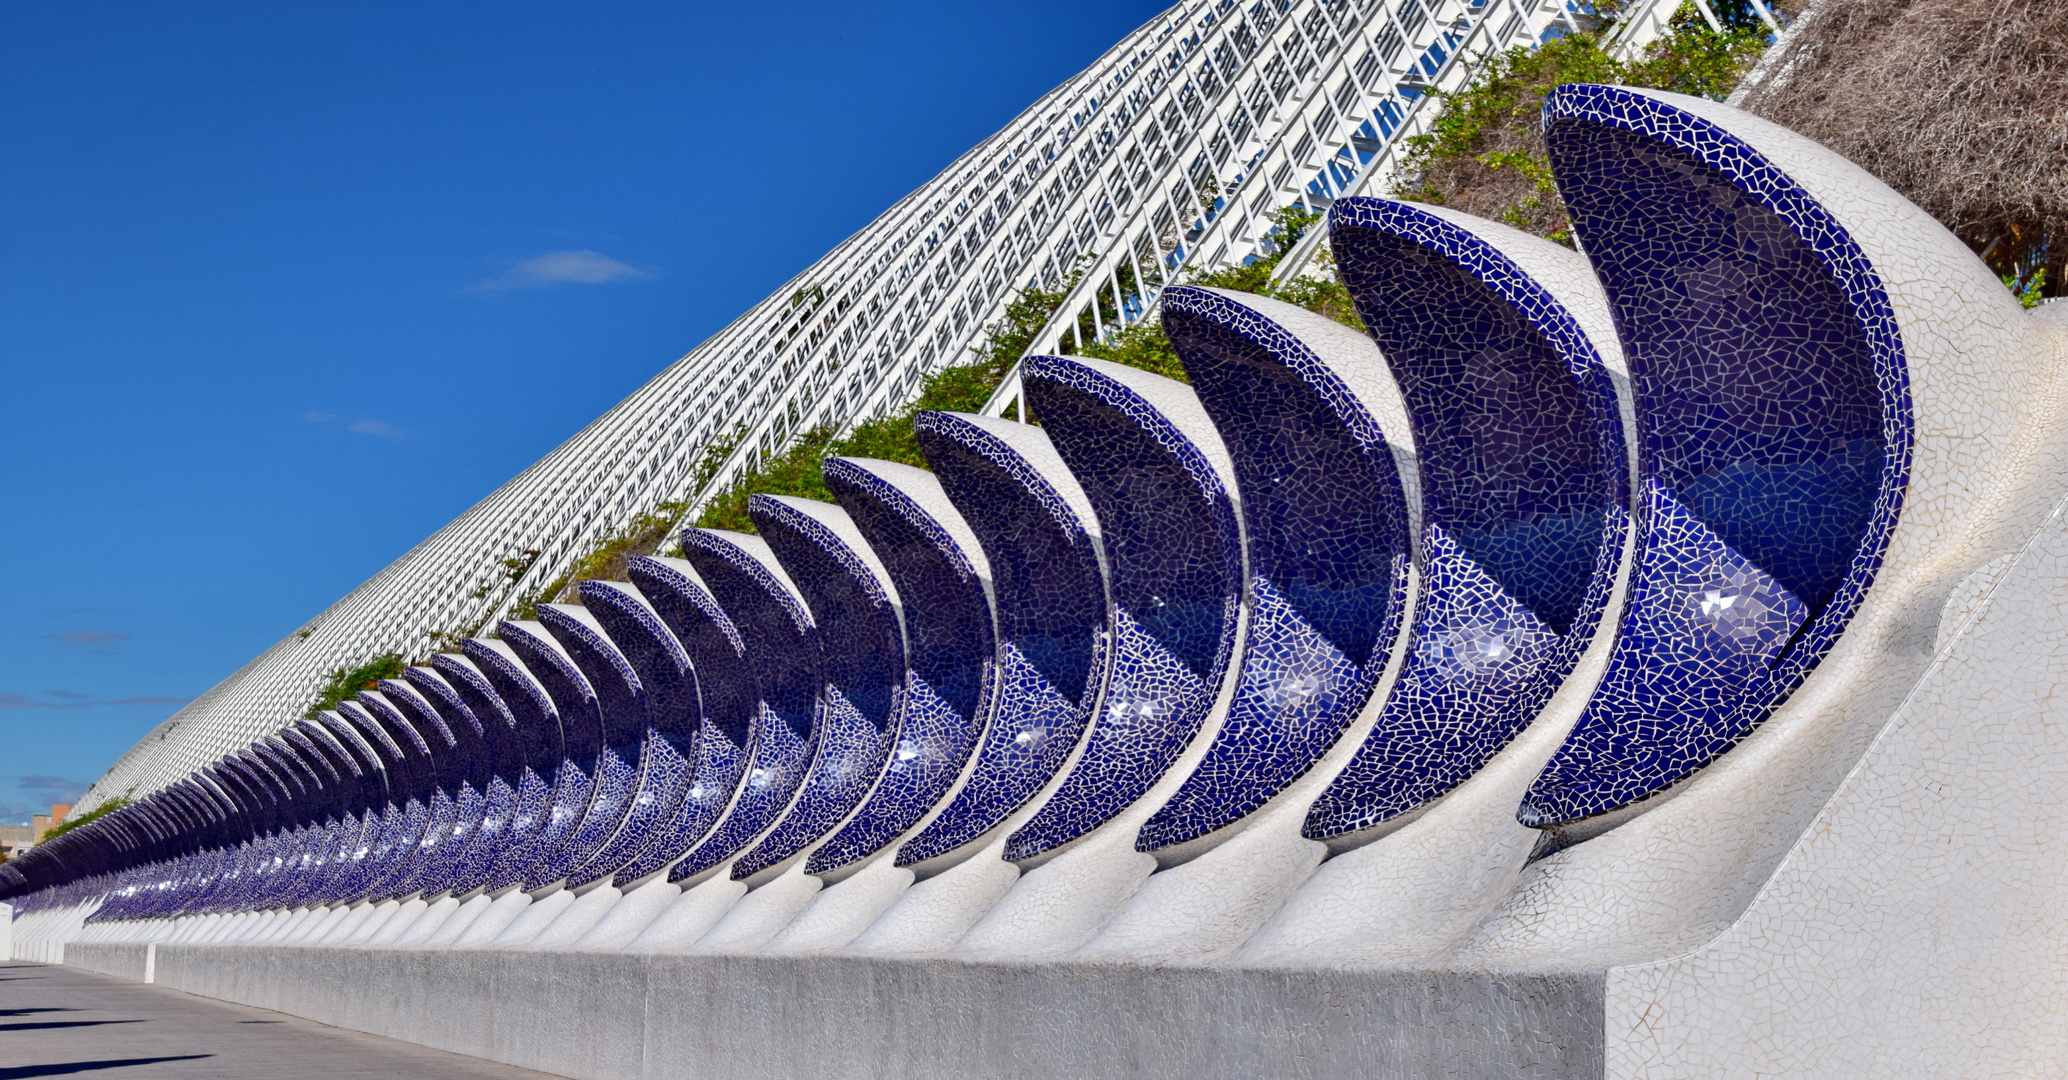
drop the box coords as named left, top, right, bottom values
left=0, top=1057, right=214, bottom=1079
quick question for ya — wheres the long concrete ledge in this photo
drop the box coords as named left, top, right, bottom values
left=65, top=940, right=155, bottom=982
left=65, top=941, right=1602, bottom=1080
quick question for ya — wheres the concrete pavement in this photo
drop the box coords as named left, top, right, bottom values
left=0, top=961, right=564, bottom=1079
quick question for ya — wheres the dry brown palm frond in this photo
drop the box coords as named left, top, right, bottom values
left=1739, top=0, right=2068, bottom=285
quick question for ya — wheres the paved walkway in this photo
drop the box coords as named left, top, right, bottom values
left=0, top=961, right=562, bottom=1079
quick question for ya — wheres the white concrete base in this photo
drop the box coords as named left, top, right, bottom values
left=764, top=858, right=913, bottom=953
left=692, top=869, right=821, bottom=952
left=292, top=906, right=352, bottom=944
left=126, top=941, right=1601, bottom=1080
left=623, top=875, right=746, bottom=951
left=527, top=885, right=620, bottom=950
left=489, top=889, right=573, bottom=948
left=365, top=898, right=430, bottom=947
left=422, top=894, right=495, bottom=948
left=955, top=830, right=1154, bottom=958
left=1601, top=490, right=2068, bottom=1078
left=1077, top=797, right=1324, bottom=963
left=571, top=879, right=679, bottom=951
left=394, top=896, right=462, bottom=947
left=342, top=900, right=402, bottom=946
left=64, top=941, right=155, bottom=981
left=452, top=890, right=530, bottom=947
left=846, top=839, right=1019, bottom=954
left=259, top=908, right=314, bottom=943
left=317, top=904, right=379, bottom=945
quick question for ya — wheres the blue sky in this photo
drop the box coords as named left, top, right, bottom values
left=0, top=0, right=1171, bottom=825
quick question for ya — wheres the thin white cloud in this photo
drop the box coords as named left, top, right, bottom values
left=471, top=249, right=654, bottom=293
left=50, top=631, right=127, bottom=646
left=305, top=411, right=408, bottom=440
left=347, top=418, right=406, bottom=439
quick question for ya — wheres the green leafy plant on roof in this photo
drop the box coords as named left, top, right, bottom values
left=302, top=652, right=406, bottom=719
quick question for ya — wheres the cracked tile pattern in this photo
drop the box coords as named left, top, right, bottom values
left=667, top=530, right=824, bottom=883
left=806, top=458, right=997, bottom=876
left=896, top=412, right=1110, bottom=868
left=562, top=581, right=702, bottom=888
left=1136, top=287, right=1413, bottom=854
left=1303, top=199, right=1631, bottom=844
left=609, top=556, right=756, bottom=887
left=1519, top=83, right=1911, bottom=828
left=731, top=497, right=904, bottom=880
left=1005, top=356, right=1243, bottom=862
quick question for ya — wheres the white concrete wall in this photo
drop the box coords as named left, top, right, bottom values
left=1606, top=492, right=2068, bottom=1078
left=119, top=941, right=1599, bottom=1080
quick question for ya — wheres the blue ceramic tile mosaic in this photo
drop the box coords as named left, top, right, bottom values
left=1302, top=198, right=1631, bottom=844
left=349, top=694, right=442, bottom=899
left=896, top=412, right=1110, bottom=869
left=1518, top=85, right=1912, bottom=828
left=533, top=605, right=650, bottom=885
left=401, top=666, right=504, bottom=895
left=562, top=580, right=702, bottom=888
left=372, top=682, right=475, bottom=897
left=495, top=621, right=610, bottom=888
left=1005, top=356, right=1243, bottom=862
left=808, top=458, right=998, bottom=876
left=668, top=530, right=825, bottom=883
left=430, top=653, right=535, bottom=894
left=1136, top=286, right=1413, bottom=855
left=732, top=497, right=903, bottom=881
left=611, top=556, right=758, bottom=887
left=459, top=639, right=576, bottom=891
left=334, top=700, right=433, bottom=901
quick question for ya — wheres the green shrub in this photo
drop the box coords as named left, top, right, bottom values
left=1393, top=12, right=1768, bottom=245
left=302, top=652, right=406, bottom=718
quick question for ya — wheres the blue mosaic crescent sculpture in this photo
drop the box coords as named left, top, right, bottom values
left=271, top=724, right=354, bottom=906
left=729, top=496, right=908, bottom=884
left=355, top=692, right=452, bottom=901
left=188, top=758, right=263, bottom=911
left=1302, top=198, right=1634, bottom=847
left=305, top=718, right=385, bottom=904
left=896, top=411, right=1111, bottom=871
left=1136, top=286, right=1415, bottom=860
left=334, top=697, right=434, bottom=901
left=392, top=673, right=498, bottom=897
left=666, top=530, right=825, bottom=885
left=234, top=742, right=310, bottom=910
left=608, top=555, right=759, bottom=887
left=806, top=457, right=999, bottom=880
left=560, top=581, right=702, bottom=888
left=488, top=619, right=612, bottom=891
left=399, top=666, right=507, bottom=896
left=371, top=680, right=476, bottom=899
left=313, top=711, right=393, bottom=902
left=1006, top=355, right=1246, bottom=863
left=528, top=603, right=650, bottom=886
left=458, top=637, right=576, bottom=891
left=186, top=763, right=255, bottom=911
left=430, top=651, right=543, bottom=894
left=228, top=740, right=299, bottom=905
left=1518, top=84, right=1912, bottom=832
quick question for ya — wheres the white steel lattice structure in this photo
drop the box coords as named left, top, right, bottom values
left=79, top=0, right=1677, bottom=808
